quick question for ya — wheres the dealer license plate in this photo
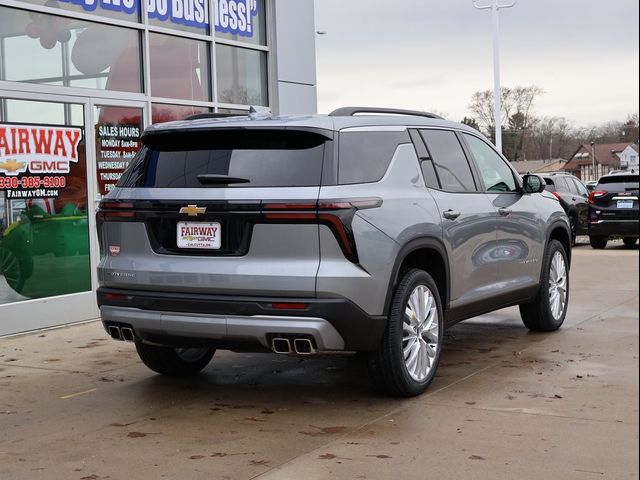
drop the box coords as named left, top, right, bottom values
left=176, top=222, right=221, bottom=249
left=617, top=200, right=634, bottom=209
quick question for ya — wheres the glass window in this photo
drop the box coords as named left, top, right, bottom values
left=463, top=133, right=517, bottom=193
left=338, top=130, right=410, bottom=185
left=571, top=178, right=589, bottom=197
left=149, top=33, right=210, bottom=101
left=554, top=176, right=571, bottom=192
left=421, top=130, right=476, bottom=192
left=0, top=6, right=142, bottom=93
left=420, top=160, right=440, bottom=189
left=152, top=104, right=210, bottom=123
left=94, top=106, right=143, bottom=197
left=0, top=98, right=91, bottom=305
left=20, top=0, right=140, bottom=23
left=119, top=130, right=326, bottom=188
left=216, top=44, right=268, bottom=106
left=215, top=0, right=266, bottom=45
left=596, top=175, right=639, bottom=191
left=148, top=0, right=210, bottom=34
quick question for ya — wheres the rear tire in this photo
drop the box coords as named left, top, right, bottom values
left=135, top=342, right=215, bottom=376
left=623, top=237, right=638, bottom=247
left=368, top=268, right=444, bottom=397
left=519, top=240, right=569, bottom=332
left=589, top=236, right=608, bottom=249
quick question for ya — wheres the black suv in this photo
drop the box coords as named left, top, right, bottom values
left=541, top=173, right=589, bottom=243
left=588, top=173, right=639, bottom=249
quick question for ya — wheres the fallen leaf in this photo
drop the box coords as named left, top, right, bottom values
left=367, top=454, right=392, bottom=459
left=469, top=455, right=485, bottom=460
left=554, top=394, right=563, bottom=399
left=127, top=432, right=147, bottom=438
left=248, top=459, right=269, bottom=466
left=319, top=453, right=337, bottom=460
left=189, top=455, right=205, bottom=460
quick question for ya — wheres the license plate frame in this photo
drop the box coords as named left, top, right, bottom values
left=176, top=221, right=221, bottom=250
left=617, top=200, right=634, bottom=209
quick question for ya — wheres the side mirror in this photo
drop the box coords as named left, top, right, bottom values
left=522, top=174, right=545, bottom=194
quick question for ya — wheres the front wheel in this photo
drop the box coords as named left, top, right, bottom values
left=519, top=239, right=569, bottom=332
left=368, top=268, right=444, bottom=397
left=135, top=342, right=215, bottom=376
left=589, top=236, right=608, bottom=249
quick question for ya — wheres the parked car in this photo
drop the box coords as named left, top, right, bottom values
left=96, top=106, right=572, bottom=397
left=541, top=172, right=589, bottom=244
left=585, top=181, right=598, bottom=192
left=588, top=173, right=639, bottom=249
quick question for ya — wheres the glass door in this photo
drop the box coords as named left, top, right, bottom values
left=0, top=94, right=98, bottom=334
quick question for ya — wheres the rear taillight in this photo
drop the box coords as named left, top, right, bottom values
left=96, top=201, right=135, bottom=221
left=551, top=191, right=561, bottom=201
left=262, top=198, right=382, bottom=263
left=588, top=190, right=607, bottom=204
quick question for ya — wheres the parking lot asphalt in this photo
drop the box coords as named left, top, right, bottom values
left=1, top=240, right=638, bottom=480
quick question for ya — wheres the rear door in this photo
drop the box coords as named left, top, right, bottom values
left=417, top=129, right=499, bottom=309
left=98, top=128, right=332, bottom=297
left=567, top=177, right=589, bottom=234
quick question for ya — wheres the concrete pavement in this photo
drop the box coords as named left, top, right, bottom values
left=1, top=241, right=638, bottom=480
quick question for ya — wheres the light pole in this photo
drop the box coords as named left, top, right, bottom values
left=473, top=0, right=517, bottom=153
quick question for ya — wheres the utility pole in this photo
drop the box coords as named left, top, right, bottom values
left=473, top=0, right=517, bottom=153
left=591, top=141, right=596, bottom=181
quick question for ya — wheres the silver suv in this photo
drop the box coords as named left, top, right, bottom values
left=97, top=107, right=571, bottom=397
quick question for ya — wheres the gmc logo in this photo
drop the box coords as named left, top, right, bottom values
left=29, top=160, right=70, bottom=173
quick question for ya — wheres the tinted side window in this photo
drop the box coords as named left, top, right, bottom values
left=420, top=130, right=477, bottom=192
left=338, top=130, right=411, bottom=184
left=463, top=133, right=517, bottom=192
left=554, top=176, right=570, bottom=192
left=409, top=129, right=440, bottom=189
left=544, top=178, right=557, bottom=192
left=572, top=179, right=589, bottom=197
left=565, top=177, right=580, bottom=195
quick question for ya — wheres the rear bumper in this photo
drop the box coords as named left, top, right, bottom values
left=97, top=288, right=386, bottom=351
left=588, top=220, right=639, bottom=238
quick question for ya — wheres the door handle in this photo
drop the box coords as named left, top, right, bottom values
left=498, top=208, right=512, bottom=216
left=443, top=210, right=461, bottom=220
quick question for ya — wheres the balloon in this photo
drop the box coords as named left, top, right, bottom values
left=25, top=23, right=40, bottom=39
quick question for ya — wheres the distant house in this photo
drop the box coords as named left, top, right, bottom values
left=563, top=143, right=637, bottom=181
left=618, top=145, right=639, bottom=172
left=509, top=158, right=567, bottom=175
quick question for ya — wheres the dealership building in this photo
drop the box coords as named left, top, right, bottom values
left=0, top=0, right=317, bottom=335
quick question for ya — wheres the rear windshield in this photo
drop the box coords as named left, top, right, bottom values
left=118, top=129, right=327, bottom=188
left=596, top=175, right=639, bottom=192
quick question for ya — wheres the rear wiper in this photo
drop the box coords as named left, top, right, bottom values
left=197, top=174, right=251, bottom=185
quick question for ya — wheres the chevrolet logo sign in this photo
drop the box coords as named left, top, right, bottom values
left=179, top=205, right=207, bottom=216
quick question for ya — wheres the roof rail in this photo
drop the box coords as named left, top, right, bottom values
left=184, top=113, right=245, bottom=120
left=329, top=106, right=443, bottom=120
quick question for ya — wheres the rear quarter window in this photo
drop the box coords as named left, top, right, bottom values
left=338, top=130, right=411, bottom=184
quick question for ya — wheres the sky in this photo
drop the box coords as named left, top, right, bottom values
left=314, top=0, right=639, bottom=127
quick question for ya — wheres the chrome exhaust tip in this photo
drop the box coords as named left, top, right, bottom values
left=120, top=327, right=135, bottom=342
left=107, top=325, right=122, bottom=341
left=271, top=337, right=292, bottom=354
left=293, top=338, right=315, bottom=355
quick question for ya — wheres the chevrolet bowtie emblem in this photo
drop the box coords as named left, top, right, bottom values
left=179, top=205, right=207, bottom=216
